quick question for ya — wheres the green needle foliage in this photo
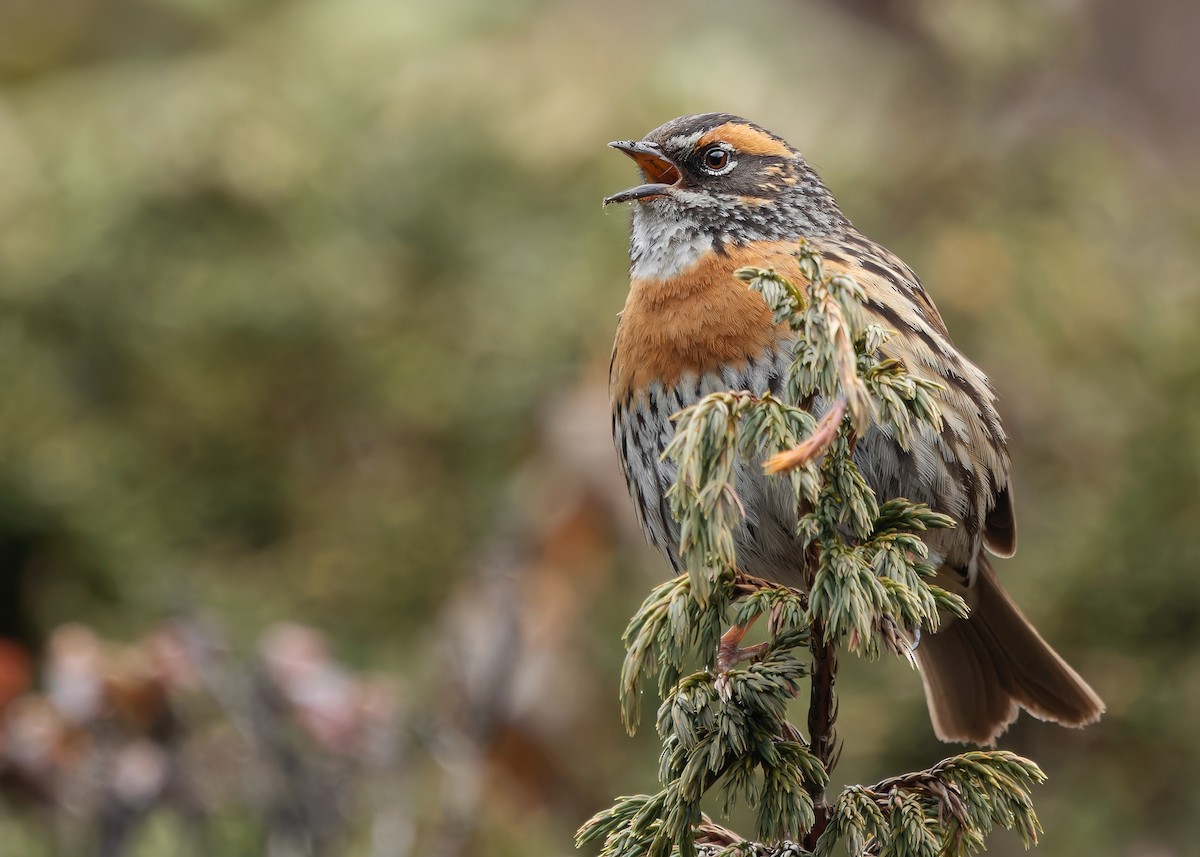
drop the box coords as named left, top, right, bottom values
left=578, top=243, right=1047, bottom=857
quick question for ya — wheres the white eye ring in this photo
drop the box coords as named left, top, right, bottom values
left=700, top=143, right=737, bottom=176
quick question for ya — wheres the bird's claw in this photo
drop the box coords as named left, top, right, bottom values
left=716, top=618, right=767, bottom=673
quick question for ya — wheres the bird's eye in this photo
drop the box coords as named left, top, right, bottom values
left=701, top=145, right=734, bottom=174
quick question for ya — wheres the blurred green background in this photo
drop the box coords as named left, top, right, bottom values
left=1, top=0, right=1198, bottom=854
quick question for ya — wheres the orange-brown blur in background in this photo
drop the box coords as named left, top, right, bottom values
left=1, top=0, right=1198, bottom=854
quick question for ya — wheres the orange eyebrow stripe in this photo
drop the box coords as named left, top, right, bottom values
left=697, top=123, right=793, bottom=158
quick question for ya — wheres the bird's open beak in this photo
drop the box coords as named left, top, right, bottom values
left=603, top=140, right=682, bottom=205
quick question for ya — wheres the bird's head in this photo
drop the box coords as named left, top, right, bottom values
left=604, top=113, right=848, bottom=280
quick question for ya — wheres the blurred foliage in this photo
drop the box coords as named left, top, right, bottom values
left=0, top=0, right=1198, bottom=855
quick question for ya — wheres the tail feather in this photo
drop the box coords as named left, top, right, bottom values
left=915, top=556, right=1104, bottom=745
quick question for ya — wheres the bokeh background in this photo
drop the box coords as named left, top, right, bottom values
left=1, top=0, right=1198, bottom=854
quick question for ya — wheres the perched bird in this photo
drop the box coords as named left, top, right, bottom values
left=603, top=113, right=1103, bottom=745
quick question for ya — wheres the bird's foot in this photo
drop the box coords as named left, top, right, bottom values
left=716, top=618, right=767, bottom=673
left=871, top=616, right=922, bottom=668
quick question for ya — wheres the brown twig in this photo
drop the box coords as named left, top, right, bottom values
left=803, top=617, right=838, bottom=851
left=730, top=569, right=807, bottom=604
left=694, top=816, right=745, bottom=847
left=867, top=764, right=971, bottom=830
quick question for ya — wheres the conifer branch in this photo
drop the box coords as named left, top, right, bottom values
left=580, top=243, right=1045, bottom=857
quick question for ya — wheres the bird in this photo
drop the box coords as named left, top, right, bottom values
left=603, top=112, right=1104, bottom=745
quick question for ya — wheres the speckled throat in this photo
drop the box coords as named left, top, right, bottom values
left=627, top=165, right=849, bottom=282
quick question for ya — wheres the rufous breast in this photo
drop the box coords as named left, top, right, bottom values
left=611, top=240, right=803, bottom=403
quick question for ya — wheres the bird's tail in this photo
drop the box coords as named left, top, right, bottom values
left=914, top=555, right=1105, bottom=745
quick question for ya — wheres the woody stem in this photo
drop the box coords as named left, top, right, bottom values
left=804, top=617, right=838, bottom=850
